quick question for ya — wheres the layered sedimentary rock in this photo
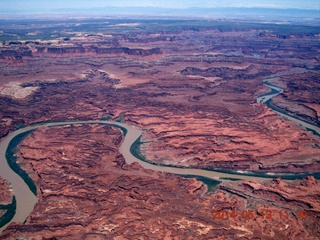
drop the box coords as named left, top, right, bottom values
left=0, top=20, right=319, bottom=238
left=271, top=71, right=320, bottom=126
left=0, top=64, right=319, bottom=173
left=0, top=178, right=14, bottom=227
left=0, top=48, right=33, bottom=62
left=0, top=178, right=12, bottom=206
left=215, top=177, right=320, bottom=239
left=1, top=125, right=319, bottom=239
left=0, top=42, right=161, bottom=63
left=45, top=46, right=161, bottom=56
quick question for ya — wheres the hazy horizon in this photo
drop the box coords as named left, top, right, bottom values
left=1, top=0, right=320, bottom=11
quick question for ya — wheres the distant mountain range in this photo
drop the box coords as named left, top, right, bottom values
left=2, top=7, right=320, bottom=21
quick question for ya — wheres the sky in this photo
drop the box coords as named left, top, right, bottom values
left=1, top=0, right=320, bottom=10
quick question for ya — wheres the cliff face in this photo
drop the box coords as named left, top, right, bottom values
left=0, top=177, right=14, bottom=229
left=0, top=48, right=33, bottom=62
left=0, top=43, right=161, bottom=61
left=180, top=66, right=274, bottom=80
left=271, top=71, right=320, bottom=126
left=92, top=47, right=161, bottom=56
left=45, top=46, right=162, bottom=56
left=0, top=178, right=12, bottom=205
left=47, top=47, right=86, bottom=54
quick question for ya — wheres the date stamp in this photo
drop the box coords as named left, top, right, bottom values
left=213, top=209, right=308, bottom=220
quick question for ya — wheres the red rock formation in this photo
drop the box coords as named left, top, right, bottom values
left=0, top=21, right=319, bottom=238
left=1, top=125, right=319, bottom=239
left=0, top=178, right=12, bottom=206
left=0, top=47, right=319, bottom=173
left=272, top=71, right=320, bottom=126
left=0, top=177, right=13, bottom=226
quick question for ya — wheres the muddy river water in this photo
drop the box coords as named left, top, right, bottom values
left=0, top=72, right=319, bottom=233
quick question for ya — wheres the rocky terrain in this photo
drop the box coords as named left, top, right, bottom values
left=0, top=67, right=319, bottom=172
left=0, top=19, right=319, bottom=238
left=0, top=26, right=319, bottom=172
left=1, top=124, right=319, bottom=239
left=271, top=71, right=320, bottom=126
left=0, top=178, right=12, bottom=206
left=0, top=177, right=14, bottom=229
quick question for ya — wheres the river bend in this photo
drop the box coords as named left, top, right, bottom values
left=1, top=72, right=319, bottom=233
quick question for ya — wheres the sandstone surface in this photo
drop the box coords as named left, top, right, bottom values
left=1, top=125, right=319, bottom=239
left=0, top=30, right=319, bottom=172
left=0, top=19, right=319, bottom=238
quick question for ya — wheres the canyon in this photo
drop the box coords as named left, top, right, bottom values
left=1, top=124, right=319, bottom=239
left=0, top=18, right=319, bottom=238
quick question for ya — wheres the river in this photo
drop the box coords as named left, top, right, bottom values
left=257, top=75, right=320, bottom=135
left=0, top=120, right=273, bottom=233
left=1, top=71, right=319, bottom=233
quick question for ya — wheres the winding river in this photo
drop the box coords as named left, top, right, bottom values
left=0, top=120, right=271, bottom=233
left=1, top=72, right=320, bottom=233
left=257, top=74, right=320, bottom=135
